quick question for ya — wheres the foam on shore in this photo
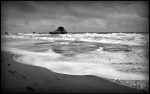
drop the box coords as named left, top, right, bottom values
left=2, top=40, right=149, bottom=81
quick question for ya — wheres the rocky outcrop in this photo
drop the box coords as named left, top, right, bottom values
left=4, top=32, right=9, bottom=35
left=49, top=26, right=67, bottom=34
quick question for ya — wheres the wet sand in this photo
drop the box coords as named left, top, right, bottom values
left=1, top=51, right=147, bottom=93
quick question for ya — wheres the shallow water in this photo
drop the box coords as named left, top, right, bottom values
left=2, top=39, right=149, bottom=77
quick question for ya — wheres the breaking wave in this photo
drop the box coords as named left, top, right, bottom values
left=2, top=33, right=149, bottom=46
left=2, top=38, right=149, bottom=81
left=1, top=32, right=149, bottom=91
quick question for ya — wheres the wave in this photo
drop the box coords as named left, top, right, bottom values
left=2, top=33, right=149, bottom=46
left=2, top=33, right=149, bottom=91
left=3, top=40, right=148, bottom=81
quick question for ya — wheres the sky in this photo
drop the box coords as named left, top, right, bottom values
left=1, top=1, right=149, bottom=33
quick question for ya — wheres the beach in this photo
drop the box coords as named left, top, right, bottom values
left=2, top=1, right=149, bottom=93
left=1, top=51, right=147, bottom=93
left=1, top=32, right=149, bottom=93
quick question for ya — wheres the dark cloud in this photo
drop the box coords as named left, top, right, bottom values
left=2, top=1, right=38, bottom=13
left=1, top=1, right=149, bottom=33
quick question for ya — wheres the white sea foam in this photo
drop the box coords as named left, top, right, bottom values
left=3, top=40, right=149, bottom=81
left=2, top=33, right=149, bottom=46
left=14, top=54, right=148, bottom=80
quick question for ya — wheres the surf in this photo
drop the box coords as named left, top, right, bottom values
left=2, top=39, right=149, bottom=81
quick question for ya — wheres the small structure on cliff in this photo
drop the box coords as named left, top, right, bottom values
left=49, top=26, right=67, bottom=34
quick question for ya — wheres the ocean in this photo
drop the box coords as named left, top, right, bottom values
left=1, top=32, right=149, bottom=91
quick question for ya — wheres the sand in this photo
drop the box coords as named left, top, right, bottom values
left=1, top=51, right=147, bottom=93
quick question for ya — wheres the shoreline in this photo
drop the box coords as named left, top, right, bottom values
left=1, top=51, right=147, bottom=93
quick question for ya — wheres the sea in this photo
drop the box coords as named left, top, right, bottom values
left=1, top=32, right=149, bottom=92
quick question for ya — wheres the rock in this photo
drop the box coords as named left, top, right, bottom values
left=49, top=26, right=67, bottom=34
left=33, top=32, right=35, bottom=34
left=22, top=76, right=27, bottom=79
left=26, top=86, right=35, bottom=92
left=8, top=70, right=16, bottom=75
left=4, top=32, right=9, bottom=35
left=7, top=64, right=11, bottom=66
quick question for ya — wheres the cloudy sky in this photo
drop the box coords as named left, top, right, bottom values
left=1, top=1, right=149, bottom=33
